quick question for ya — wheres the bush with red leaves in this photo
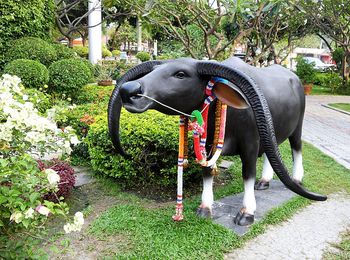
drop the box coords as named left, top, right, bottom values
left=38, top=159, right=76, bottom=202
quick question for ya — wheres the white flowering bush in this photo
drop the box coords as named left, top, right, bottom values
left=0, top=74, right=84, bottom=258
left=0, top=74, right=78, bottom=158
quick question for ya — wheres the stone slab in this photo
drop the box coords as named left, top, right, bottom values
left=73, top=167, right=95, bottom=187
left=218, top=160, right=234, bottom=169
left=212, top=180, right=295, bottom=236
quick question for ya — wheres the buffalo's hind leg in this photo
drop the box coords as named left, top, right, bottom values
left=234, top=150, right=258, bottom=226
left=289, top=125, right=304, bottom=184
left=196, top=167, right=214, bottom=218
left=255, top=153, right=273, bottom=190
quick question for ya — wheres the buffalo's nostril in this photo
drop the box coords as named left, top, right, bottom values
left=120, top=81, right=142, bottom=103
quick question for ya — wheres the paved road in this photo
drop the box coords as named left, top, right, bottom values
left=302, top=95, right=350, bottom=169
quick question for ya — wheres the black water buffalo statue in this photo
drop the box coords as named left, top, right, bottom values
left=108, top=57, right=326, bottom=226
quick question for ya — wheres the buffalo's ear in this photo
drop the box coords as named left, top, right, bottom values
left=214, top=81, right=250, bottom=109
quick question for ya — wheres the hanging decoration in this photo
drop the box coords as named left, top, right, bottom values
left=172, top=77, right=229, bottom=222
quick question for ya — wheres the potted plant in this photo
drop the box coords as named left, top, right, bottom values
left=295, top=57, right=316, bottom=95
left=97, top=60, right=115, bottom=86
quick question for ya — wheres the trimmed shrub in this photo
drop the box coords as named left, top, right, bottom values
left=73, top=46, right=89, bottom=59
left=76, top=84, right=114, bottom=105
left=23, top=88, right=52, bottom=114
left=77, top=58, right=95, bottom=81
left=136, top=51, right=151, bottom=62
left=49, top=59, right=92, bottom=100
left=52, top=44, right=76, bottom=60
left=5, top=37, right=57, bottom=67
left=4, top=59, right=49, bottom=89
left=102, top=47, right=112, bottom=58
left=85, top=110, right=202, bottom=188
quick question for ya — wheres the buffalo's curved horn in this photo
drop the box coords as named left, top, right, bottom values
left=197, top=61, right=326, bottom=201
left=108, top=61, right=164, bottom=157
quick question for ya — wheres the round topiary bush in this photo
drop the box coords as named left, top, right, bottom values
left=5, top=37, right=57, bottom=66
left=52, top=44, right=77, bottom=60
left=4, top=59, right=49, bottom=89
left=136, top=51, right=151, bottom=62
left=77, top=58, right=95, bottom=81
left=49, top=58, right=92, bottom=100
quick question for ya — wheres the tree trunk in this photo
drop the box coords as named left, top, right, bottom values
left=68, top=37, right=74, bottom=48
left=82, top=35, right=87, bottom=47
left=342, top=55, right=348, bottom=82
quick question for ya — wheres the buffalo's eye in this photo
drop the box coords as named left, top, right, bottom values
left=174, top=71, right=187, bottom=79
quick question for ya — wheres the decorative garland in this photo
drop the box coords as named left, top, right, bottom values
left=172, top=77, right=228, bottom=222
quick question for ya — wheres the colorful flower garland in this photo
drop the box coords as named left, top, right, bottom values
left=172, top=77, right=228, bottom=221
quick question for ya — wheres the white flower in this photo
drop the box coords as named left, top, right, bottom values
left=63, top=212, right=84, bottom=233
left=36, top=205, right=50, bottom=216
left=45, top=169, right=60, bottom=185
left=74, top=212, right=84, bottom=226
left=63, top=223, right=73, bottom=233
left=24, top=208, right=35, bottom=219
left=63, top=140, right=72, bottom=154
left=22, top=95, right=28, bottom=101
left=10, top=212, right=23, bottom=223
left=70, top=135, right=80, bottom=145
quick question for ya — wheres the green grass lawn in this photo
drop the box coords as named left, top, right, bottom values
left=87, top=141, right=350, bottom=259
left=311, top=85, right=333, bottom=95
left=328, top=103, right=350, bottom=113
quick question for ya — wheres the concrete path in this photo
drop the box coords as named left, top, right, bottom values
left=302, top=95, right=350, bottom=169
left=225, top=193, right=350, bottom=260
left=224, top=95, right=350, bottom=259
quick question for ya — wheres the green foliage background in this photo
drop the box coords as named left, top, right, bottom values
left=0, top=0, right=55, bottom=70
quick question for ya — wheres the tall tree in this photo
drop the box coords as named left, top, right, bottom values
left=55, top=0, right=132, bottom=47
left=132, top=0, right=255, bottom=59
left=297, top=0, right=350, bottom=82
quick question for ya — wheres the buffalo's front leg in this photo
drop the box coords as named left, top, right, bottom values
left=196, top=167, right=214, bottom=218
left=234, top=151, right=258, bottom=226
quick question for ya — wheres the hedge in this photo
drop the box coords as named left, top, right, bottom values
left=5, top=37, right=57, bottom=67
left=4, top=59, right=49, bottom=89
left=86, top=110, right=202, bottom=188
left=49, top=59, right=92, bottom=100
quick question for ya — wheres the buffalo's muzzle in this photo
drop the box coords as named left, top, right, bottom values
left=120, top=81, right=142, bottom=103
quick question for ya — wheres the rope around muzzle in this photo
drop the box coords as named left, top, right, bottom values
left=136, top=78, right=229, bottom=221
